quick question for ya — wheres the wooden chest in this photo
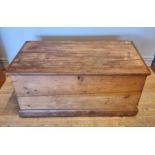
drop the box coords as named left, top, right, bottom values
left=7, top=40, right=150, bottom=117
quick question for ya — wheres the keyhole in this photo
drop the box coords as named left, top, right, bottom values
left=77, top=76, right=84, bottom=82
left=77, top=76, right=81, bottom=80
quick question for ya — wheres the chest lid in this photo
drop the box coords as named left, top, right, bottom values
left=7, top=40, right=150, bottom=75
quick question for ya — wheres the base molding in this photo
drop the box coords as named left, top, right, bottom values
left=19, top=108, right=138, bottom=117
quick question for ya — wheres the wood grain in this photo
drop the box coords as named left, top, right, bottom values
left=11, top=75, right=146, bottom=96
left=18, top=92, right=141, bottom=110
left=7, top=40, right=150, bottom=75
left=0, top=68, right=155, bottom=126
left=6, top=40, right=150, bottom=117
left=19, top=108, right=138, bottom=117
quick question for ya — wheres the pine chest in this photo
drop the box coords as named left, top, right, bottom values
left=7, top=40, right=150, bottom=117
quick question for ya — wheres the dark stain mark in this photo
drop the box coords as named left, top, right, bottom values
left=124, top=95, right=130, bottom=98
left=28, top=45, right=37, bottom=49
left=77, top=76, right=80, bottom=80
left=104, top=100, right=109, bottom=104
left=77, top=76, right=84, bottom=82
left=89, top=111, right=95, bottom=115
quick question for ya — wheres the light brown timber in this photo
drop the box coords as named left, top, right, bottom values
left=6, top=40, right=150, bottom=117
left=18, top=92, right=141, bottom=110
left=0, top=68, right=155, bottom=126
left=11, top=75, right=146, bottom=96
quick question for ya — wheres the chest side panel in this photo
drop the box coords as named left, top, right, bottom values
left=11, top=75, right=146, bottom=96
left=11, top=75, right=146, bottom=111
left=18, top=92, right=141, bottom=110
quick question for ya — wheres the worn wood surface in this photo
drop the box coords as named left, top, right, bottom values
left=18, top=92, right=141, bottom=110
left=19, top=108, right=138, bottom=117
left=7, top=40, right=150, bottom=75
left=11, top=74, right=146, bottom=116
left=0, top=68, right=155, bottom=126
left=7, top=40, right=150, bottom=117
left=11, top=75, right=146, bottom=96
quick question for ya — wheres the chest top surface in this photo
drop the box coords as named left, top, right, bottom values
left=7, top=40, right=150, bottom=75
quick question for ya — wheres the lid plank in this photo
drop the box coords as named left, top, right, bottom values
left=7, top=40, right=150, bottom=75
